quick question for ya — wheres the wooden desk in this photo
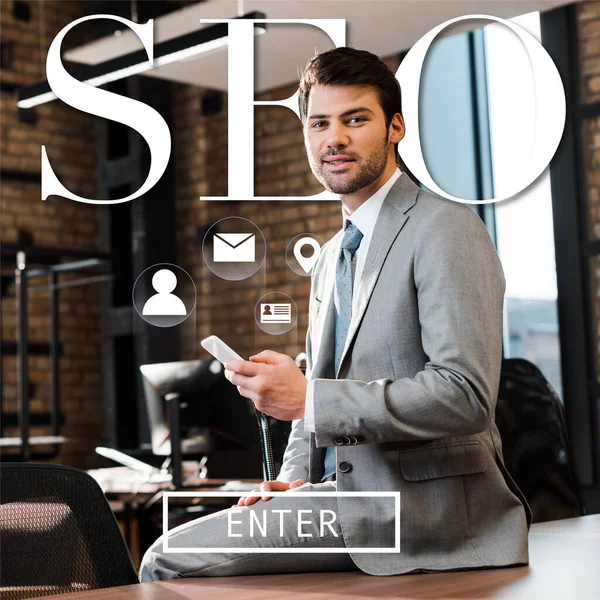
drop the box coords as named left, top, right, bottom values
left=87, top=471, right=261, bottom=566
left=32, top=515, right=600, bottom=600
left=96, top=474, right=261, bottom=566
left=88, top=467, right=260, bottom=501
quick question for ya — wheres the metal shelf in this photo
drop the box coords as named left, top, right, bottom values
left=2, top=250, right=112, bottom=460
left=0, top=436, right=70, bottom=448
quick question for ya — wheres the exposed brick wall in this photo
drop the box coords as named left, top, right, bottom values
left=1, top=0, right=104, bottom=468
left=5, top=0, right=597, bottom=474
left=577, top=1, right=600, bottom=386
left=582, top=115, right=600, bottom=241
left=578, top=0, right=600, bottom=104
left=580, top=1, right=600, bottom=244
left=172, top=62, right=400, bottom=365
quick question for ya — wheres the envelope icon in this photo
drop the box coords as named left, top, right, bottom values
left=213, top=233, right=256, bottom=262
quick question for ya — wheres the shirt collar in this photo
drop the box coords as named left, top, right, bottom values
left=342, top=167, right=402, bottom=241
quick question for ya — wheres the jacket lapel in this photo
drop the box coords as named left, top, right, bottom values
left=309, top=232, right=341, bottom=380
left=308, top=236, right=340, bottom=483
left=336, top=173, right=420, bottom=377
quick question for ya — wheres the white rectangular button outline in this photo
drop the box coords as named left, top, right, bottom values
left=163, top=491, right=400, bottom=553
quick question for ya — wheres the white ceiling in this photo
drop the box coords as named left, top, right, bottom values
left=65, top=0, right=575, bottom=93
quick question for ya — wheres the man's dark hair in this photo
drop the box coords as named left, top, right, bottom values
left=298, top=47, right=403, bottom=128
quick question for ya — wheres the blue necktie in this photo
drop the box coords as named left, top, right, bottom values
left=323, top=222, right=364, bottom=481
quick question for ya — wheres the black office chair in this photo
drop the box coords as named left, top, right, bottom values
left=255, top=409, right=293, bottom=481
left=0, top=463, right=139, bottom=600
left=495, top=358, right=586, bottom=523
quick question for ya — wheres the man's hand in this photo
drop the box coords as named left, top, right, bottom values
left=232, top=479, right=307, bottom=507
left=223, top=350, right=307, bottom=421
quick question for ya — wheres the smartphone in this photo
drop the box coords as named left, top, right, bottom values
left=201, top=335, right=244, bottom=365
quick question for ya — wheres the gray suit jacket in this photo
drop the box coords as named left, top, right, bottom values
left=278, top=173, right=531, bottom=575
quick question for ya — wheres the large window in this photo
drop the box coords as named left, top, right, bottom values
left=485, top=12, right=563, bottom=400
left=419, top=12, right=563, bottom=399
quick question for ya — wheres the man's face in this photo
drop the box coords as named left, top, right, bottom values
left=304, top=84, right=393, bottom=195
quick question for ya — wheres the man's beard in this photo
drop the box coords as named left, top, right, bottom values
left=309, top=133, right=390, bottom=195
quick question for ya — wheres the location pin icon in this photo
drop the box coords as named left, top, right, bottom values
left=293, top=237, right=321, bottom=274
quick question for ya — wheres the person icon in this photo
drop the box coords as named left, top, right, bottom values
left=263, top=305, right=272, bottom=316
left=142, top=269, right=187, bottom=316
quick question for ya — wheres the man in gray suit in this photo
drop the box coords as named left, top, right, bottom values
left=140, top=47, right=530, bottom=581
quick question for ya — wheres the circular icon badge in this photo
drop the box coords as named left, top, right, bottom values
left=254, top=292, right=298, bottom=336
left=286, top=233, right=324, bottom=277
left=202, top=217, right=266, bottom=281
left=132, top=263, right=196, bottom=327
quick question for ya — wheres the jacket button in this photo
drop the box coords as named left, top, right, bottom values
left=334, top=437, right=344, bottom=445
left=349, top=436, right=357, bottom=444
left=356, top=435, right=364, bottom=443
left=342, top=436, right=351, bottom=445
left=338, top=461, right=352, bottom=473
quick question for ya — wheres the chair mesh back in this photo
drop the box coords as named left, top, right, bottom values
left=0, top=463, right=138, bottom=599
left=495, top=358, right=586, bottom=522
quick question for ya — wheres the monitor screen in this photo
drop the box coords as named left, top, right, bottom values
left=140, top=359, right=259, bottom=458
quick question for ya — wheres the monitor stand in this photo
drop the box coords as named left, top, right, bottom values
left=165, top=392, right=184, bottom=488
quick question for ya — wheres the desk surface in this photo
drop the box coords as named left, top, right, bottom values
left=32, top=514, right=600, bottom=600
left=88, top=467, right=261, bottom=496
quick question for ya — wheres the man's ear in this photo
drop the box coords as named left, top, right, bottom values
left=389, top=113, right=405, bottom=144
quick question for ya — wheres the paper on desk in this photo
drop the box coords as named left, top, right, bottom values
left=216, top=480, right=260, bottom=492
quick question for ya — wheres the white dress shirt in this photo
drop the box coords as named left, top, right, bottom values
left=304, top=168, right=402, bottom=432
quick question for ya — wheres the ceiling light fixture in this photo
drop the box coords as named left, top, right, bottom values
left=17, top=11, right=266, bottom=109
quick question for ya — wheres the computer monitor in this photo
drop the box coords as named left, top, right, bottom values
left=140, top=359, right=260, bottom=478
